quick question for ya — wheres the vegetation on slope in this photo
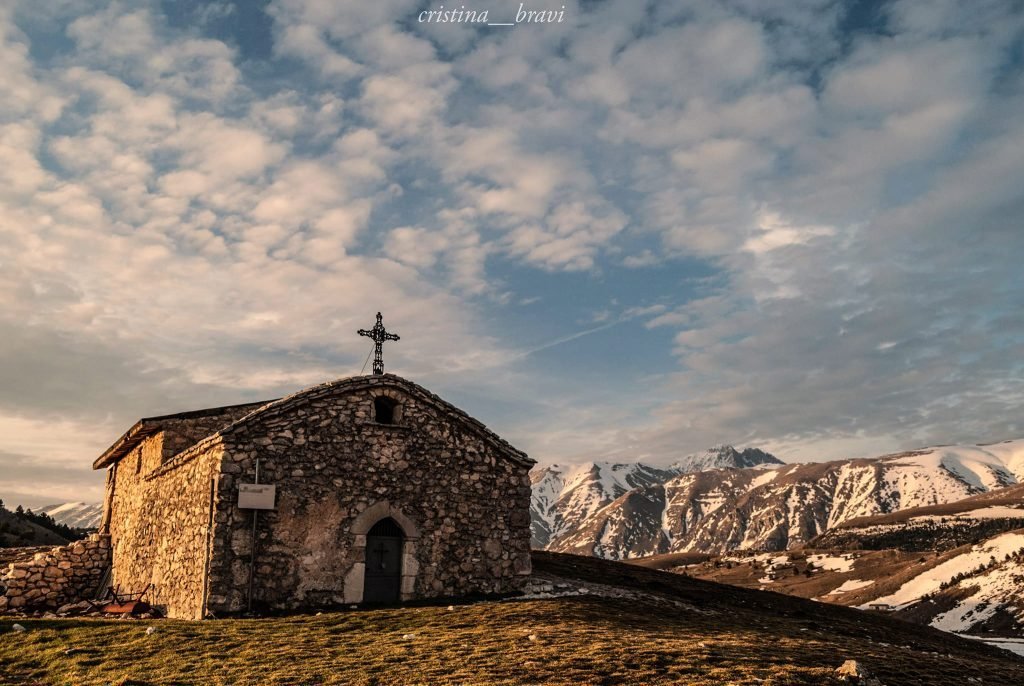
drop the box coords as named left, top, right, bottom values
left=814, top=516, right=1024, bottom=552
left=2, top=552, right=1023, bottom=685
left=650, top=536, right=1024, bottom=638
left=0, top=500, right=76, bottom=549
left=659, top=548, right=931, bottom=600
left=831, top=483, right=1024, bottom=529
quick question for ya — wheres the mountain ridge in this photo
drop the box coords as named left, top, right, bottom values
left=532, top=439, right=1024, bottom=559
left=530, top=444, right=782, bottom=550
left=37, top=502, right=103, bottom=530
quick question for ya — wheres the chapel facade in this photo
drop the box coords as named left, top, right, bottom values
left=92, top=374, right=534, bottom=619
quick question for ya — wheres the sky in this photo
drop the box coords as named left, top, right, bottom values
left=1, top=0, right=1023, bottom=508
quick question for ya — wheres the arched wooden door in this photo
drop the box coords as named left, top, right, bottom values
left=363, top=518, right=403, bottom=603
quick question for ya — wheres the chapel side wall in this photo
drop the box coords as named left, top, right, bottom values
left=204, top=383, right=533, bottom=614
left=107, top=437, right=223, bottom=619
left=156, top=408, right=263, bottom=461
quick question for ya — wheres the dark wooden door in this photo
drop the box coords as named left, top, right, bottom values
left=364, top=520, right=403, bottom=603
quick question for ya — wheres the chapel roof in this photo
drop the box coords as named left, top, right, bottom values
left=92, top=400, right=274, bottom=470
left=92, top=374, right=532, bottom=470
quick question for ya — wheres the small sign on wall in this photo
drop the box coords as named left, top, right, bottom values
left=238, top=483, right=276, bottom=510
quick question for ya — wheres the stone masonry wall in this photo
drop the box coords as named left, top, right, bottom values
left=204, top=376, right=534, bottom=614
left=0, top=534, right=110, bottom=611
left=106, top=435, right=224, bottom=619
left=156, top=406, right=264, bottom=462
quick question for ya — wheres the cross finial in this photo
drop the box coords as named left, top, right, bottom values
left=357, top=312, right=400, bottom=375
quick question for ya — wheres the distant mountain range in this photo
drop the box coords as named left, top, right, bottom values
left=530, top=445, right=783, bottom=551
left=531, top=440, right=1024, bottom=559
left=37, top=502, right=103, bottom=530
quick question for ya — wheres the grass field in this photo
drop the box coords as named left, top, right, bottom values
left=1, top=552, right=1023, bottom=685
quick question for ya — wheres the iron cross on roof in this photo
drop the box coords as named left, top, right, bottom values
left=358, top=312, right=400, bottom=375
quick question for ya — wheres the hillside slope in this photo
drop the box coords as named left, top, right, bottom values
left=668, top=528, right=1024, bottom=639
left=812, top=486, right=1024, bottom=551
left=535, top=439, right=1024, bottom=558
left=0, top=508, right=67, bottom=548
left=3, top=552, right=1023, bottom=685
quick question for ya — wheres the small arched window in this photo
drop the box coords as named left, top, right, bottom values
left=374, top=396, right=397, bottom=425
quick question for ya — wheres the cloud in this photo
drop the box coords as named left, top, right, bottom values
left=0, top=11, right=65, bottom=123
left=2, top=0, right=1024, bottom=506
left=67, top=6, right=242, bottom=103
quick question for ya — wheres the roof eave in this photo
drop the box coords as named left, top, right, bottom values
left=92, top=421, right=159, bottom=470
left=90, top=399, right=276, bottom=471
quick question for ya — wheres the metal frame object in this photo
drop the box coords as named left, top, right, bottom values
left=357, top=312, right=400, bottom=375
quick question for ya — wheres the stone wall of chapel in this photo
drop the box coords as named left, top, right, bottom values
left=204, top=384, right=533, bottom=614
left=156, top=406, right=263, bottom=463
left=106, top=435, right=224, bottom=619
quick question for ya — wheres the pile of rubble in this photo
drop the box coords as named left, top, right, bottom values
left=1, top=598, right=160, bottom=620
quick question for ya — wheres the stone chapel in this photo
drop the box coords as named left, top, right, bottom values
left=90, top=374, right=534, bottom=619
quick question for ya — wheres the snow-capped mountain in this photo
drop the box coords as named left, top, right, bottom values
left=38, top=502, right=103, bottom=529
left=669, top=445, right=783, bottom=473
left=531, top=462, right=679, bottom=549
left=532, top=439, right=1024, bottom=559
left=530, top=445, right=782, bottom=550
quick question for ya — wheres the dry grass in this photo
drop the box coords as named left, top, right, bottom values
left=1, top=599, right=841, bottom=686
left=1, top=552, right=1022, bottom=685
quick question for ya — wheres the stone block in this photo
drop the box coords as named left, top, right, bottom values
left=402, top=554, right=419, bottom=578
left=343, top=563, right=364, bottom=603
left=400, top=575, right=415, bottom=596
left=482, top=539, right=502, bottom=559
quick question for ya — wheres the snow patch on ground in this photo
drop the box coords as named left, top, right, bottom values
left=749, top=469, right=781, bottom=490
left=827, top=579, right=875, bottom=595
left=861, top=532, right=1024, bottom=610
left=929, top=558, right=1024, bottom=633
left=977, top=637, right=1024, bottom=657
left=808, top=553, right=855, bottom=573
